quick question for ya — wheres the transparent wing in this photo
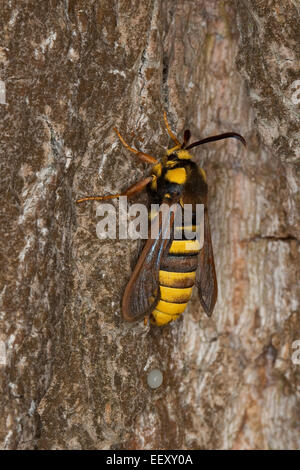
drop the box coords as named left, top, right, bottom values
left=122, top=202, right=178, bottom=321
left=196, top=209, right=218, bottom=316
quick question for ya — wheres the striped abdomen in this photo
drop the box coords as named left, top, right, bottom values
left=151, top=239, right=200, bottom=326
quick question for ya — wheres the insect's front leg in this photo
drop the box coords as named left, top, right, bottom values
left=76, top=176, right=154, bottom=203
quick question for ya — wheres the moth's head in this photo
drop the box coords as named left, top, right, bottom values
left=166, top=145, right=192, bottom=163
left=164, top=122, right=246, bottom=165
left=165, top=127, right=193, bottom=162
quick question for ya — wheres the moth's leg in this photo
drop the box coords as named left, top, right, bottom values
left=114, top=128, right=158, bottom=164
left=76, top=176, right=153, bottom=203
left=123, top=176, right=153, bottom=197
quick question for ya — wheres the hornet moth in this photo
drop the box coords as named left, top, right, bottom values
left=76, top=112, right=246, bottom=326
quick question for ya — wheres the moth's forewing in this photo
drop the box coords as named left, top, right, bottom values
left=196, top=208, right=218, bottom=316
left=122, top=201, right=177, bottom=322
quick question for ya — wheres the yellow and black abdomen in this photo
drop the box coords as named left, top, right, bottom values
left=151, top=238, right=200, bottom=326
left=149, top=158, right=203, bottom=325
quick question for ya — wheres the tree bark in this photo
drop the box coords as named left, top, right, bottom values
left=0, top=0, right=299, bottom=450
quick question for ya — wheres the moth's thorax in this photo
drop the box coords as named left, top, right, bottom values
left=151, top=146, right=193, bottom=182
left=149, top=147, right=208, bottom=205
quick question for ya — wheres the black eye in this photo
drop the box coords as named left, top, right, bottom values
left=167, top=153, right=178, bottom=161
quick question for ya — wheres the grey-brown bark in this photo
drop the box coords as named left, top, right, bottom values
left=0, top=0, right=299, bottom=450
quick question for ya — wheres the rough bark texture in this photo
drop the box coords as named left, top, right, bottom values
left=0, top=0, right=299, bottom=450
